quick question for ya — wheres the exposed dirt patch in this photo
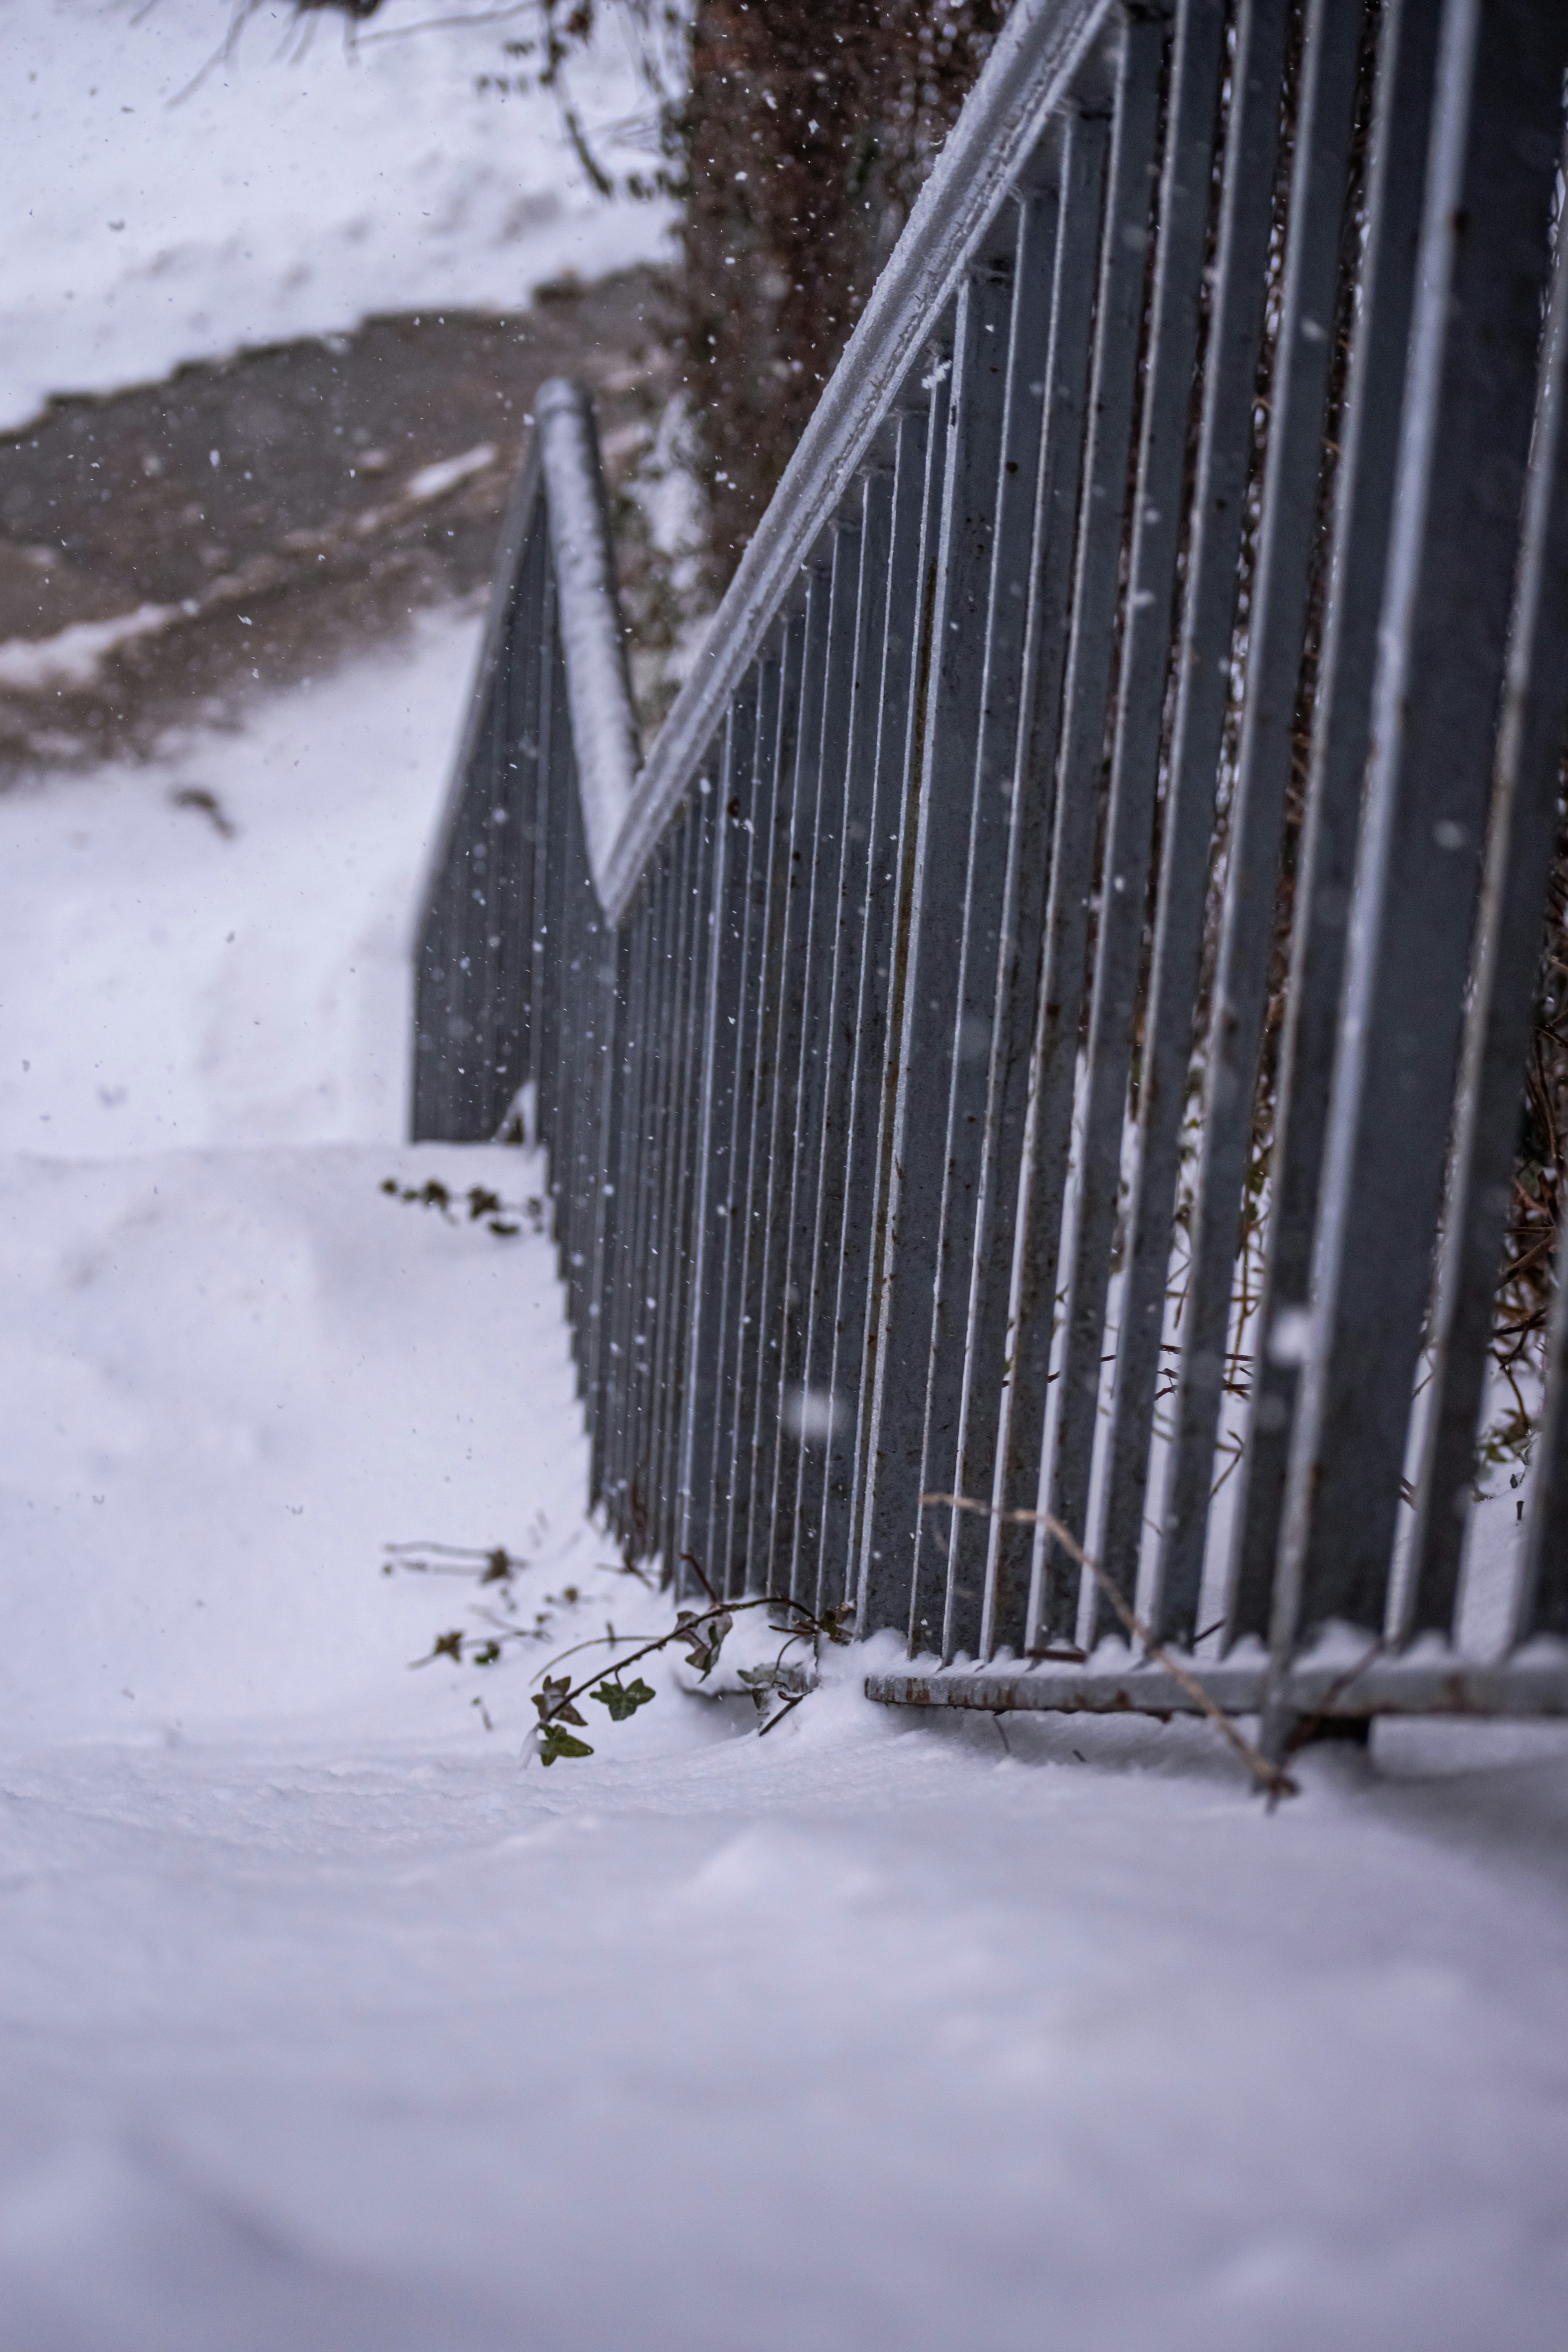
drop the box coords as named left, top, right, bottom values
left=0, top=267, right=673, bottom=778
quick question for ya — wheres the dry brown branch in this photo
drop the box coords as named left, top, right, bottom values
left=920, top=1491, right=1297, bottom=1801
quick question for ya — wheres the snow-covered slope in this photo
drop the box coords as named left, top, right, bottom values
left=1, top=606, right=481, bottom=1157
left=1, top=0, right=674, bottom=433
left=2, top=594, right=1566, bottom=2347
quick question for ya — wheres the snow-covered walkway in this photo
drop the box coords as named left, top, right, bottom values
left=3, top=629, right=1568, bottom=2348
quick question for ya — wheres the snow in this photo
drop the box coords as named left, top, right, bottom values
left=537, top=377, right=640, bottom=880
left=3, top=627, right=1568, bottom=2347
left=3, top=49, right=1568, bottom=2304
left=0, top=602, right=183, bottom=692
left=0, top=604, right=482, bottom=1156
left=0, top=0, right=675, bottom=434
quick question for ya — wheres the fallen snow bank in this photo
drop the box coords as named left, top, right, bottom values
left=0, top=1139, right=606, bottom=1739
left=2, top=0, right=674, bottom=433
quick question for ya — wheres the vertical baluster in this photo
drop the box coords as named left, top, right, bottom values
left=654, top=786, right=719, bottom=1573
left=639, top=816, right=694, bottom=1555
left=534, top=591, right=570, bottom=1169
left=554, top=789, right=592, bottom=1321
left=922, top=152, right=1090, bottom=1661
left=961, top=108, right=1105, bottom=1659
left=1151, top=0, right=1366, bottom=1646
left=624, top=847, right=678, bottom=1556
left=744, top=567, right=835, bottom=1593
left=600, top=896, right=654, bottom=1537
left=767, top=521, right=864, bottom=1598
left=486, top=517, right=547, bottom=1137
left=695, top=659, right=777, bottom=1593
left=721, top=609, right=808, bottom=1594
left=467, top=664, right=508, bottom=1135
left=1228, top=0, right=1442, bottom=1642
left=584, top=919, right=631, bottom=1509
left=846, top=359, right=953, bottom=1633
left=984, top=22, right=1156, bottom=1654
left=1401, top=180, right=1568, bottom=1638
left=816, top=413, right=932, bottom=1621
left=1092, top=0, right=1291, bottom=1623
left=676, top=682, right=759, bottom=1597
left=565, top=835, right=608, bottom=1376
left=790, top=466, right=894, bottom=1612
left=856, top=239, right=1019, bottom=1656
left=1274, top=0, right=1568, bottom=1668
left=1035, top=0, right=1226, bottom=1646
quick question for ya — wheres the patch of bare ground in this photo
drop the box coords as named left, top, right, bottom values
left=0, top=266, right=674, bottom=779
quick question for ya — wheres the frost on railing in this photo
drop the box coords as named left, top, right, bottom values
left=414, top=0, right=1568, bottom=1762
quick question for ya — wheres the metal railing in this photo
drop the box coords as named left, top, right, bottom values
left=414, top=0, right=1568, bottom=1755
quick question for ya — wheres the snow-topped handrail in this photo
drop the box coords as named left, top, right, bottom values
left=595, top=0, right=1111, bottom=920
left=416, top=375, right=637, bottom=961
left=533, top=378, right=641, bottom=890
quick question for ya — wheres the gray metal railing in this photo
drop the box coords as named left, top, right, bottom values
left=414, top=0, right=1568, bottom=1755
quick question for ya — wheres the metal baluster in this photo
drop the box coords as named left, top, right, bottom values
left=856, top=241, right=1020, bottom=1655
left=1038, top=0, right=1225, bottom=1647
left=655, top=781, right=720, bottom=1574
left=556, top=796, right=594, bottom=1330
left=744, top=566, right=836, bottom=1594
left=641, top=813, right=697, bottom=1559
left=1402, top=175, right=1568, bottom=1638
left=626, top=846, right=680, bottom=1557
left=916, top=172, right=1062, bottom=1666
left=1228, top=0, right=1441, bottom=1643
left=676, top=684, right=758, bottom=1597
left=1093, top=0, right=1291, bottom=1619
left=600, top=894, right=654, bottom=1538
left=790, top=465, right=894, bottom=1613
left=535, top=592, right=570, bottom=1173
left=1274, top=0, right=1568, bottom=1669
left=818, top=406, right=934, bottom=1620
left=607, top=873, right=661, bottom=1546
left=848, top=348, right=955, bottom=1636
left=694, top=656, right=777, bottom=1594
left=486, top=517, right=548, bottom=1137
left=1152, top=0, right=1366, bottom=1645
left=584, top=920, right=631, bottom=1508
left=967, top=106, right=1107, bottom=1660
left=767, top=520, right=865, bottom=1599
left=991, top=20, right=1161, bottom=1653
left=721, top=612, right=807, bottom=1594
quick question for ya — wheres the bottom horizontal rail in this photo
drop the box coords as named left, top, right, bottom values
left=865, top=1654, right=1568, bottom=1722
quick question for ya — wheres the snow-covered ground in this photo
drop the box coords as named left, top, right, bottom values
left=4, top=621, right=1568, bottom=2350
left=4, top=29, right=1568, bottom=2307
left=2, top=0, right=674, bottom=434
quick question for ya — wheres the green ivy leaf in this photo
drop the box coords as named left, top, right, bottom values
left=472, top=1641, right=502, bottom=1666
left=539, top=1724, right=594, bottom=1766
left=590, top=1676, right=656, bottom=1720
left=431, top=1630, right=464, bottom=1663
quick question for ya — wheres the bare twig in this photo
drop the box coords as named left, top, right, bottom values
left=920, top=1493, right=1297, bottom=1802
left=1279, top=1636, right=1385, bottom=1759
left=756, top=1689, right=810, bottom=1738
